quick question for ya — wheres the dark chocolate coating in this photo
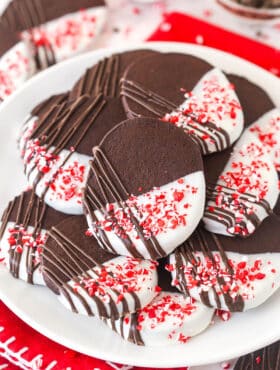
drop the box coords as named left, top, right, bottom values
left=190, top=214, right=280, bottom=254
left=234, top=340, right=280, bottom=369
left=69, top=50, right=159, bottom=100
left=0, top=23, right=18, bottom=57
left=121, top=52, right=212, bottom=118
left=87, top=117, right=204, bottom=202
left=42, top=215, right=115, bottom=294
left=0, top=0, right=105, bottom=32
left=31, top=92, right=69, bottom=117
left=28, top=95, right=126, bottom=156
left=0, top=190, right=67, bottom=232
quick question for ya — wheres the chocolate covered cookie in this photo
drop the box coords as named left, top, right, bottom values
left=106, top=292, right=214, bottom=346
left=204, top=122, right=278, bottom=237
left=0, top=190, right=68, bottom=285
left=169, top=211, right=280, bottom=312
left=121, top=53, right=244, bottom=155
left=83, top=117, right=205, bottom=260
left=20, top=93, right=126, bottom=214
left=42, top=216, right=158, bottom=319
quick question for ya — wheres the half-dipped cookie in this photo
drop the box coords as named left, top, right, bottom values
left=106, top=292, right=214, bottom=346
left=0, top=190, right=68, bottom=285
left=42, top=216, right=158, bottom=319
left=20, top=93, right=126, bottom=214
left=83, top=117, right=205, bottom=260
left=121, top=53, right=244, bottom=155
left=204, top=126, right=278, bottom=237
left=169, top=213, right=280, bottom=312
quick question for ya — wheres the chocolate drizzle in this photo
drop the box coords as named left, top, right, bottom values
left=204, top=183, right=272, bottom=236
left=173, top=227, right=244, bottom=311
left=70, top=55, right=120, bottom=99
left=23, top=94, right=106, bottom=202
left=42, top=216, right=143, bottom=320
left=121, top=79, right=230, bottom=155
left=234, top=340, right=280, bottom=370
left=84, top=147, right=166, bottom=259
left=0, top=190, right=63, bottom=284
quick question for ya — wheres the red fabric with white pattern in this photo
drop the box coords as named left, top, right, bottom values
left=0, top=301, right=186, bottom=369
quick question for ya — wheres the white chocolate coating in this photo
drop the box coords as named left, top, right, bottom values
left=170, top=251, right=280, bottom=312
left=204, top=131, right=278, bottom=237
left=165, top=68, right=244, bottom=155
left=106, top=292, right=214, bottom=346
left=58, top=256, right=158, bottom=319
left=0, top=221, right=45, bottom=285
left=87, top=171, right=206, bottom=259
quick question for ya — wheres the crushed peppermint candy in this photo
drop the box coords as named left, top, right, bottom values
left=7, top=225, right=45, bottom=265
left=73, top=258, right=157, bottom=303
left=23, top=9, right=100, bottom=61
left=126, top=293, right=196, bottom=343
left=24, top=138, right=87, bottom=203
left=164, top=71, right=241, bottom=147
left=47, top=161, right=86, bottom=203
left=207, top=141, right=272, bottom=236
left=95, top=178, right=197, bottom=240
left=0, top=48, right=31, bottom=100
left=249, top=111, right=280, bottom=171
left=169, top=254, right=274, bottom=302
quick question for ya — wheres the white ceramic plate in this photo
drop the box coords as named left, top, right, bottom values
left=0, top=43, right=279, bottom=368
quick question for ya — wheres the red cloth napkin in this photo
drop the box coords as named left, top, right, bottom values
left=0, top=301, right=185, bottom=370
left=148, top=12, right=280, bottom=77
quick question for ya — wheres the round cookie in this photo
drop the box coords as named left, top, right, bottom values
left=0, top=190, right=68, bottom=285
left=121, top=53, right=244, bottom=155
left=20, top=93, right=126, bottom=214
left=234, top=340, right=280, bottom=369
left=69, top=49, right=159, bottom=100
left=204, top=126, right=278, bottom=237
left=83, top=117, right=205, bottom=260
left=42, top=216, right=158, bottom=320
left=106, top=292, right=214, bottom=346
left=169, top=213, right=280, bottom=312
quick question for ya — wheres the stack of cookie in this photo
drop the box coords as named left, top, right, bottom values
left=1, top=49, right=280, bottom=347
left=0, top=0, right=107, bottom=102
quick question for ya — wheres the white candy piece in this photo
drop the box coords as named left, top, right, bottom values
left=165, top=68, right=244, bottom=155
left=106, top=292, right=214, bottom=346
left=0, top=42, right=36, bottom=101
left=0, top=222, right=46, bottom=285
left=204, top=131, right=279, bottom=237
left=23, top=141, right=91, bottom=214
left=87, top=172, right=205, bottom=259
left=248, top=108, right=280, bottom=171
left=58, top=256, right=158, bottom=319
left=170, top=251, right=280, bottom=312
left=21, top=6, right=107, bottom=67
